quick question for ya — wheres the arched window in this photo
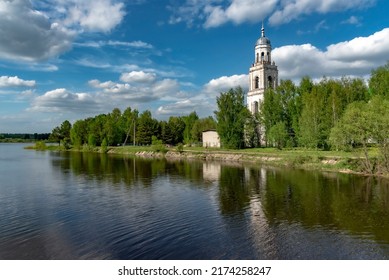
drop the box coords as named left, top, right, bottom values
left=255, top=76, right=259, bottom=89
left=267, top=76, right=273, bottom=89
left=261, top=52, right=264, bottom=61
left=254, top=101, right=259, bottom=113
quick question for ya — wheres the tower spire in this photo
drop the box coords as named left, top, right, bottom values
left=261, top=21, right=265, bottom=37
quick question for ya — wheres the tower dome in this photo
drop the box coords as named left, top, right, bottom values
left=256, top=24, right=271, bottom=46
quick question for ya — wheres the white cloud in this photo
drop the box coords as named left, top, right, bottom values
left=0, top=76, right=36, bottom=88
left=157, top=74, right=248, bottom=117
left=0, top=0, right=127, bottom=62
left=270, top=0, right=375, bottom=25
left=29, top=88, right=99, bottom=113
left=87, top=73, right=181, bottom=104
left=0, top=0, right=74, bottom=62
left=75, top=40, right=153, bottom=49
left=107, top=40, right=153, bottom=49
left=120, top=71, right=157, bottom=83
left=204, top=0, right=277, bottom=28
left=341, top=16, right=362, bottom=26
left=157, top=99, right=208, bottom=116
left=63, top=0, right=125, bottom=32
left=273, top=28, right=389, bottom=81
left=169, top=0, right=376, bottom=28
left=203, top=74, right=248, bottom=95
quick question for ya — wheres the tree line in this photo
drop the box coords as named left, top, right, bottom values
left=0, top=133, right=50, bottom=142
left=49, top=62, right=389, bottom=174
left=49, top=107, right=217, bottom=149
left=214, top=63, right=389, bottom=174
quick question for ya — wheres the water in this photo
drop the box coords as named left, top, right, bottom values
left=1, top=143, right=389, bottom=259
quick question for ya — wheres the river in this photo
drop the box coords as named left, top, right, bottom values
left=1, top=143, right=389, bottom=259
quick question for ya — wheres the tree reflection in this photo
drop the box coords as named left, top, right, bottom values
left=51, top=152, right=389, bottom=244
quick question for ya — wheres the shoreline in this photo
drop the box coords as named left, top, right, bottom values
left=108, top=147, right=367, bottom=177
left=24, top=143, right=386, bottom=177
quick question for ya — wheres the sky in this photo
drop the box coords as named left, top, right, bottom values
left=0, top=0, right=388, bottom=133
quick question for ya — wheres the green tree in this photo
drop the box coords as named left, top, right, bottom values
left=268, top=121, right=288, bottom=149
left=70, top=119, right=88, bottom=148
left=369, top=62, right=389, bottom=98
left=191, top=116, right=217, bottom=144
left=167, top=116, right=185, bottom=145
left=101, top=138, right=108, bottom=153
left=182, top=111, right=199, bottom=145
left=215, top=87, right=250, bottom=149
left=137, top=110, right=160, bottom=145
left=260, top=88, right=283, bottom=140
left=298, top=83, right=329, bottom=149
left=330, top=96, right=389, bottom=174
left=122, top=107, right=138, bottom=146
left=103, top=108, right=122, bottom=146
left=49, top=120, right=72, bottom=146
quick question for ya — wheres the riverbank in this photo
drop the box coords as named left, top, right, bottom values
left=109, top=146, right=371, bottom=176
left=24, top=142, right=385, bottom=177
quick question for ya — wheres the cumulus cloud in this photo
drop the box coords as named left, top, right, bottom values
left=0, top=0, right=74, bottom=62
left=169, top=0, right=376, bottom=28
left=61, top=0, right=125, bottom=32
left=0, top=0, right=126, bottom=62
left=157, top=99, right=209, bottom=116
left=204, top=0, right=277, bottom=28
left=0, top=76, right=36, bottom=87
left=269, top=0, right=375, bottom=25
left=29, top=88, right=99, bottom=113
left=273, top=27, right=389, bottom=81
left=120, top=71, right=157, bottom=83
left=88, top=73, right=180, bottom=104
left=157, top=74, right=248, bottom=117
left=203, top=74, right=248, bottom=95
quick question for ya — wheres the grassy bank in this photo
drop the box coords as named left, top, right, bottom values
left=109, top=145, right=379, bottom=176
left=25, top=142, right=384, bottom=177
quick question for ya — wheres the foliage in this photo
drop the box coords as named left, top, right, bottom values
left=34, top=141, right=47, bottom=151
left=191, top=116, right=217, bottom=144
left=182, top=111, right=199, bottom=145
left=151, top=136, right=167, bottom=153
left=137, top=110, right=160, bottom=145
left=267, top=121, right=288, bottom=149
left=330, top=96, right=389, bottom=174
left=215, top=87, right=251, bottom=149
left=101, top=138, right=108, bottom=153
left=176, top=143, right=184, bottom=153
left=369, top=61, right=389, bottom=98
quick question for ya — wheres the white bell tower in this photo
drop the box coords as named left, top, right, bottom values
left=247, top=23, right=278, bottom=114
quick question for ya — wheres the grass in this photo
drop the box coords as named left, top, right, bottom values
left=24, top=143, right=384, bottom=176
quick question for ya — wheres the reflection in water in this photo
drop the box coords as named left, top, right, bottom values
left=1, top=144, right=389, bottom=259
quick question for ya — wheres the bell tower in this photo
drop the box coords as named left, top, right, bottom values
left=247, top=23, right=278, bottom=114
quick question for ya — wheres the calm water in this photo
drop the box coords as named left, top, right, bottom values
left=1, top=143, right=389, bottom=259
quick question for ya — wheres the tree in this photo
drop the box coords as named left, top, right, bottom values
left=369, top=62, right=389, bottom=98
left=103, top=108, right=122, bottom=146
left=268, top=121, right=288, bottom=149
left=60, top=120, right=72, bottom=140
left=167, top=116, right=185, bottom=145
left=182, top=111, right=199, bottom=145
left=122, top=107, right=138, bottom=146
left=137, top=110, right=160, bottom=145
left=49, top=120, right=72, bottom=147
left=71, top=119, right=88, bottom=148
left=215, top=87, right=250, bottom=149
left=329, top=96, right=389, bottom=174
left=191, top=116, right=217, bottom=144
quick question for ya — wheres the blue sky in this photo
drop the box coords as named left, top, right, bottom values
left=0, top=0, right=388, bottom=133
